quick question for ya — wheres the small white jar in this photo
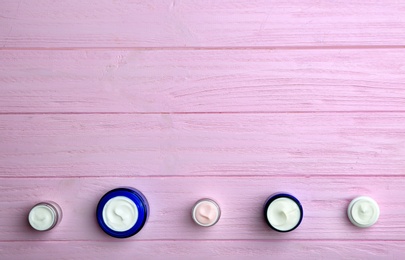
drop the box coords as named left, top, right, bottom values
left=28, top=201, right=62, bottom=231
left=347, top=196, right=380, bottom=228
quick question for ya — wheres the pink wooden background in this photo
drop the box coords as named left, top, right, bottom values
left=1, top=0, right=405, bottom=259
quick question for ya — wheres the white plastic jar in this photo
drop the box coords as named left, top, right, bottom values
left=347, top=196, right=380, bottom=228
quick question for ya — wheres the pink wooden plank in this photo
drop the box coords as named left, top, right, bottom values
left=1, top=113, right=404, bottom=177
left=1, top=49, right=405, bottom=113
left=1, top=240, right=404, bottom=259
left=1, top=0, right=404, bottom=48
left=0, top=176, right=404, bottom=241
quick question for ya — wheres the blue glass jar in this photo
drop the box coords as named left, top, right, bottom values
left=96, top=187, right=149, bottom=238
left=264, top=193, right=303, bottom=232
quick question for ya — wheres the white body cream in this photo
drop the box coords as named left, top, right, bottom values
left=96, top=187, right=149, bottom=238
left=28, top=201, right=62, bottom=231
left=264, top=193, right=303, bottom=232
left=348, top=196, right=379, bottom=228
left=102, top=196, right=139, bottom=232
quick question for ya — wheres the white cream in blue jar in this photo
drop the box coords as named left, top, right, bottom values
left=264, top=193, right=303, bottom=232
left=97, top=187, right=149, bottom=238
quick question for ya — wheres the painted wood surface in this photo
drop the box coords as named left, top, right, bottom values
left=1, top=113, right=404, bottom=177
left=0, top=177, right=404, bottom=241
left=1, top=241, right=405, bottom=260
left=1, top=0, right=405, bottom=259
left=1, top=0, right=405, bottom=48
left=1, top=49, right=405, bottom=113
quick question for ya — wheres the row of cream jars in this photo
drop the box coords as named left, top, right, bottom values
left=28, top=189, right=380, bottom=237
left=192, top=195, right=380, bottom=231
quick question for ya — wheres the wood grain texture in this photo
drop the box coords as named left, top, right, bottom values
left=1, top=49, right=405, bottom=113
left=1, top=0, right=405, bottom=48
left=1, top=113, right=404, bottom=177
left=1, top=240, right=405, bottom=260
left=0, top=176, right=404, bottom=241
left=1, top=0, right=405, bottom=258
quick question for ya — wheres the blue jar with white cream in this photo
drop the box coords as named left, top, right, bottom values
left=264, top=193, right=303, bottom=232
left=96, top=187, right=149, bottom=238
